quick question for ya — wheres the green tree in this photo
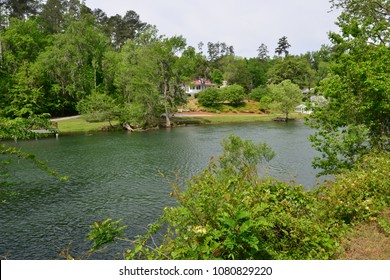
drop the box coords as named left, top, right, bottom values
left=113, top=31, right=162, bottom=129
left=207, top=41, right=234, bottom=64
left=247, top=57, right=268, bottom=89
left=267, top=56, right=314, bottom=89
left=275, top=36, right=291, bottom=57
left=308, top=0, right=390, bottom=174
left=106, top=10, right=148, bottom=49
left=1, top=0, right=40, bottom=20
left=39, top=0, right=66, bottom=34
left=249, top=85, right=270, bottom=102
left=0, top=18, right=48, bottom=117
left=211, top=69, right=224, bottom=86
left=155, top=36, right=187, bottom=127
left=76, top=92, right=117, bottom=125
left=34, top=14, right=109, bottom=115
left=269, top=80, right=302, bottom=121
left=257, top=43, right=269, bottom=60
left=220, top=56, right=252, bottom=91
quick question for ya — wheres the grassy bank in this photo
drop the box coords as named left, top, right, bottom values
left=177, top=112, right=304, bottom=125
left=55, top=113, right=305, bottom=133
left=54, top=117, right=119, bottom=133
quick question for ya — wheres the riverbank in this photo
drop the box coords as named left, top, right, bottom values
left=54, top=112, right=305, bottom=133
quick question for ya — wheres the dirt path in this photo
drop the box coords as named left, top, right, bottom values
left=51, top=115, right=81, bottom=121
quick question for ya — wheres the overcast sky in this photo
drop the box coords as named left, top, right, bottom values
left=84, top=0, right=340, bottom=58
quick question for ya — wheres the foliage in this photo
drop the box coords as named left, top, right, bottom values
left=249, top=85, right=270, bottom=102
left=76, top=93, right=118, bottom=124
left=257, top=43, right=269, bottom=60
left=87, top=219, right=126, bottom=251
left=219, top=56, right=252, bottom=92
left=315, top=152, right=390, bottom=225
left=308, top=0, right=390, bottom=174
left=0, top=116, right=66, bottom=202
left=275, top=36, right=291, bottom=57
left=197, top=87, right=222, bottom=108
left=221, top=85, right=245, bottom=105
left=155, top=35, right=188, bottom=127
left=269, top=80, right=302, bottom=121
left=267, top=56, right=314, bottom=88
left=211, top=69, right=224, bottom=86
left=207, top=41, right=235, bottom=63
left=34, top=15, right=109, bottom=116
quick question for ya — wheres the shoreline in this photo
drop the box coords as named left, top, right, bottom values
left=54, top=112, right=306, bottom=134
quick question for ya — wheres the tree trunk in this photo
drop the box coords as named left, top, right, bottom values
left=163, top=80, right=171, bottom=127
left=123, top=123, right=133, bottom=131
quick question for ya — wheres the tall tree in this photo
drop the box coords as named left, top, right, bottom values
left=270, top=80, right=302, bottom=122
left=112, top=28, right=162, bottom=128
left=107, top=10, right=148, bottom=49
left=0, top=18, right=48, bottom=117
left=267, top=56, right=314, bottom=88
left=156, top=36, right=187, bottom=127
left=257, top=43, right=269, bottom=60
left=1, top=0, right=40, bottom=20
left=39, top=0, right=66, bottom=34
left=308, top=0, right=390, bottom=174
left=34, top=14, right=109, bottom=116
left=275, top=36, right=291, bottom=57
left=207, top=41, right=234, bottom=63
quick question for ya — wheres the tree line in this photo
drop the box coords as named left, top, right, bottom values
left=0, top=0, right=333, bottom=128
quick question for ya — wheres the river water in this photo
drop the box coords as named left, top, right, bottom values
left=0, top=120, right=324, bottom=259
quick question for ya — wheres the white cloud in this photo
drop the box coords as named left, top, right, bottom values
left=84, top=0, right=340, bottom=57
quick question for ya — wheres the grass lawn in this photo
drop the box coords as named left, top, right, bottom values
left=173, top=112, right=304, bottom=125
left=55, top=113, right=306, bottom=133
left=54, top=117, right=119, bottom=133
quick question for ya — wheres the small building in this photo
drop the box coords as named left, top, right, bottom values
left=184, top=79, right=217, bottom=96
left=295, top=96, right=328, bottom=114
left=295, top=104, right=312, bottom=114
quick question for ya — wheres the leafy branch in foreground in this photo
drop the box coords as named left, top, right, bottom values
left=0, top=115, right=66, bottom=203
left=307, top=0, right=390, bottom=175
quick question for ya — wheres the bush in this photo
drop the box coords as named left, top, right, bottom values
left=249, top=86, right=270, bottom=102
left=197, top=87, right=221, bottom=107
left=76, top=93, right=117, bottom=123
left=221, top=85, right=245, bottom=105
left=316, top=152, right=390, bottom=225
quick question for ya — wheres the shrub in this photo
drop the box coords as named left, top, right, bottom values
left=76, top=93, right=117, bottom=123
left=197, top=87, right=221, bottom=107
left=315, top=152, right=390, bottom=225
left=249, top=86, right=270, bottom=102
left=221, top=85, right=245, bottom=105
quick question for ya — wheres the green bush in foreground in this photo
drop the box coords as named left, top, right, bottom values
left=87, top=136, right=389, bottom=260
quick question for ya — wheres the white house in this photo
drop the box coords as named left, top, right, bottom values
left=295, top=96, right=328, bottom=115
left=184, top=79, right=217, bottom=96
left=295, top=104, right=312, bottom=114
